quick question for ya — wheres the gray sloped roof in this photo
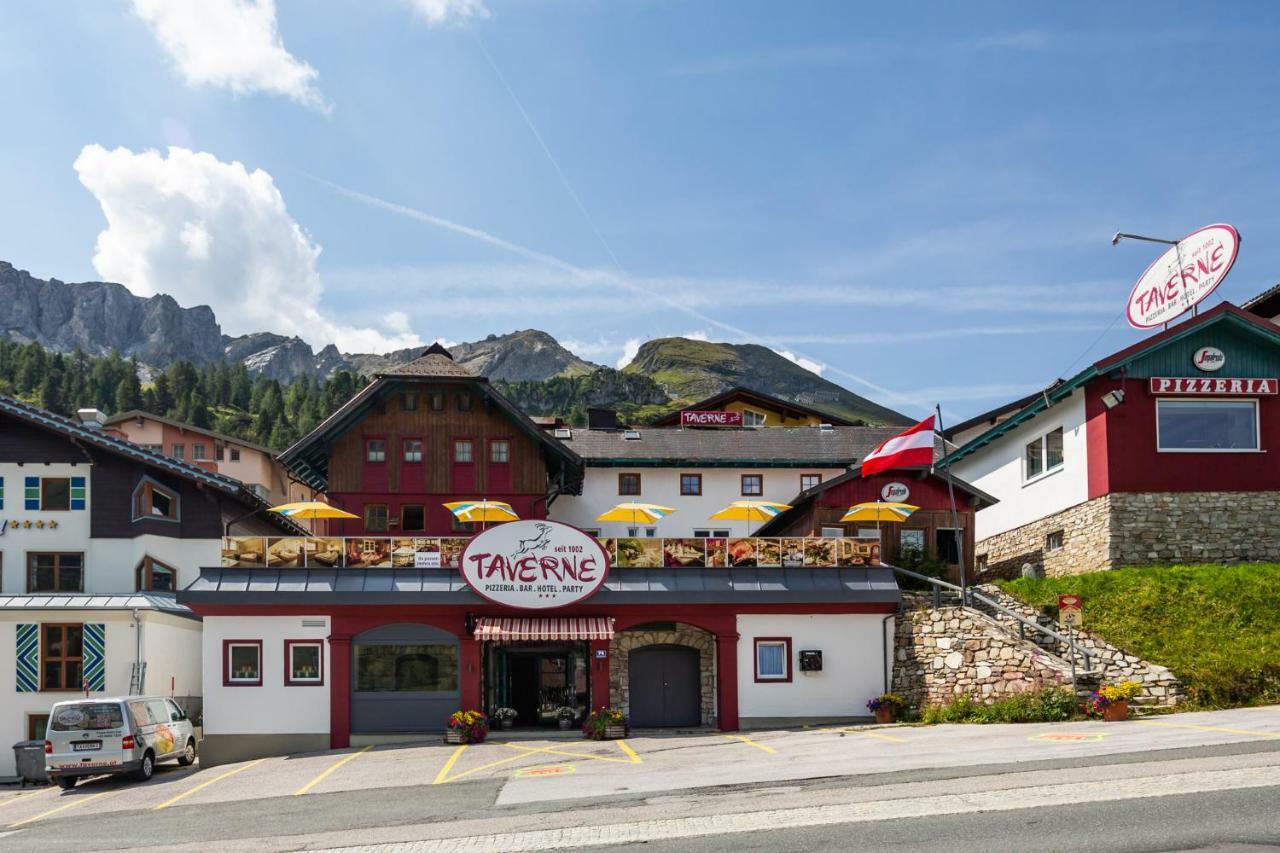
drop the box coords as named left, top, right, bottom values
left=180, top=567, right=900, bottom=606
left=0, top=593, right=197, bottom=619
left=558, top=426, right=901, bottom=467
left=381, top=352, right=478, bottom=379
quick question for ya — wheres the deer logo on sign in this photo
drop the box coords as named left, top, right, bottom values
left=514, top=522, right=553, bottom=556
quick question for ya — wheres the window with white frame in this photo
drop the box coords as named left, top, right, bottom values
left=754, top=638, right=791, bottom=682
left=1024, top=426, right=1064, bottom=481
left=742, top=409, right=766, bottom=427
left=285, top=640, right=324, bottom=686
left=1156, top=399, right=1259, bottom=451
left=1046, top=530, right=1064, bottom=552
left=225, top=641, right=262, bottom=686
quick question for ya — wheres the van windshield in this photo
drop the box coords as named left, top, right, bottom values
left=50, top=702, right=125, bottom=732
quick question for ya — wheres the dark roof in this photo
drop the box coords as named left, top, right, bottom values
left=942, top=302, right=1280, bottom=467
left=103, top=410, right=276, bottom=456
left=0, top=394, right=302, bottom=533
left=557, top=425, right=900, bottom=468
left=179, top=566, right=900, bottom=606
left=649, top=386, right=857, bottom=427
left=753, top=463, right=997, bottom=535
left=279, top=371, right=583, bottom=492
left=1242, top=282, right=1280, bottom=318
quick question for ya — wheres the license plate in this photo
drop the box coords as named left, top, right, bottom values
left=72, top=741, right=101, bottom=751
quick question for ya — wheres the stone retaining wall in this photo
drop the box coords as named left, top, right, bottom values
left=891, top=606, right=1075, bottom=708
left=609, top=623, right=717, bottom=726
left=975, top=490, right=1280, bottom=578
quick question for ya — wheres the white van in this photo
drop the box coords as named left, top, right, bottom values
left=45, top=696, right=197, bottom=789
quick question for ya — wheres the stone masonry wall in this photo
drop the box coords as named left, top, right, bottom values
left=610, top=623, right=717, bottom=727
left=892, top=606, right=1075, bottom=709
left=974, top=584, right=1184, bottom=707
left=977, top=491, right=1280, bottom=579
left=975, top=495, right=1112, bottom=579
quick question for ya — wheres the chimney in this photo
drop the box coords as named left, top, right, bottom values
left=586, top=408, right=620, bottom=431
left=76, top=408, right=108, bottom=429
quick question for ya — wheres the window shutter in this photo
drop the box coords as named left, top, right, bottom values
left=83, top=623, right=106, bottom=692
left=16, top=624, right=39, bottom=692
left=24, top=476, right=39, bottom=510
left=70, top=476, right=86, bottom=511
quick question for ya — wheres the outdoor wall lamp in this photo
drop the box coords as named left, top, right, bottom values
left=1101, top=389, right=1126, bottom=409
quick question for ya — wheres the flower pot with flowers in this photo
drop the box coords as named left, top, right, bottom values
left=492, top=707, right=518, bottom=730
left=582, top=707, right=628, bottom=740
left=445, top=710, right=489, bottom=744
left=554, top=706, right=578, bottom=730
left=866, top=693, right=906, bottom=724
left=1083, top=681, right=1142, bottom=722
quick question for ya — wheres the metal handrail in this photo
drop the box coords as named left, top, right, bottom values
left=886, top=563, right=1096, bottom=674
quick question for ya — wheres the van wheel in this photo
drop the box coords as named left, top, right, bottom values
left=57, top=777, right=77, bottom=790
left=134, top=751, right=155, bottom=782
left=178, top=739, right=196, bottom=766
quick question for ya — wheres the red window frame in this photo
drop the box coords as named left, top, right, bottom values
left=223, top=639, right=263, bottom=687
left=403, top=437, right=424, bottom=464
left=753, top=636, right=792, bottom=683
left=454, top=438, right=474, bottom=464
left=283, top=640, right=325, bottom=687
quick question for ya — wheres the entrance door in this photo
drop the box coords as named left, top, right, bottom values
left=628, top=645, right=700, bottom=727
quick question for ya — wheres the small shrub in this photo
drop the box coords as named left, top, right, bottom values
left=919, top=688, right=1080, bottom=724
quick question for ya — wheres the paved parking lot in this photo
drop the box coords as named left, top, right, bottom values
left=3, top=705, right=1280, bottom=831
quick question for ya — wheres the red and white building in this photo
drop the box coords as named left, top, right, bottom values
left=945, top=303, right=1280, bottom=576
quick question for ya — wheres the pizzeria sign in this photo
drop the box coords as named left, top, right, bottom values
left=1148, top=377, right=1277, bottom=396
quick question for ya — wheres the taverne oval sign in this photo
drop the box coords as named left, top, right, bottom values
left=461, top=520, right=610, bottom=609
left=1126, top=224, right=1240, bottom=330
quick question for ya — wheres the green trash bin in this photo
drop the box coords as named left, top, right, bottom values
left=12, top=740, right=48, bottom=787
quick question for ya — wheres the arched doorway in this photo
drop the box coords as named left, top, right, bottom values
left=628, top=644, right=701, bottom=727
left=351, top=623, right=459, bottom=733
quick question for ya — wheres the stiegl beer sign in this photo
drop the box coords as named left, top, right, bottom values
left=1126, top=224, right=1240, bottom=330
left=460, top=520, right=610, bottom=609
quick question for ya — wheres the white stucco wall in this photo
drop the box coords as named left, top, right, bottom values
left=736, top=614, right=891, bottom=720
left=0, top=610, right=201, bottom=777
left=551, top=466, right=847, bottom=538
left=200, top=616, right=331, bottom=736
left=949, top=390, right=1090, bottom=541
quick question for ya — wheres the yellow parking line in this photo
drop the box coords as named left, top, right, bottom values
left=500, top=742, right=636, bottom=764
left=845, top=728, right=908, bottom=743
left=723, top=734, right=777, bottom=754
left=295, top=745, right=374, bottom=796
left=9, top=789, right=114, bottom=828
left=432, top=746, right=468, bottom=785
left=1137, top=720, right=1280, bottom=739
left=617, top=740, right=642, bottom=764
left=438, top=750, right=533, bottom=784
left=153, top=758, right=266, bottom=811
left=0, top=787, right=60, bottom=810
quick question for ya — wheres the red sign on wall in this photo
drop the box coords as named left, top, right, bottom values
left=1148, top=377, right=1278, bottom=396
left=680, top=410, right=744, bottom=427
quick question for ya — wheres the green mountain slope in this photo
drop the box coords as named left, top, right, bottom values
left=622, top=337, right=911, bottom=426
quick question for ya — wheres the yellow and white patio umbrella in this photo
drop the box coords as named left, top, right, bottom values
left=839, top=502, right=919, bottom=524
left=709, top=500, right=793, bottom=536
left=266, top=501, right=360, bottom=520
left=596, top=502, right=677, bottom=527
left=443, top=500, right=519, bottom=527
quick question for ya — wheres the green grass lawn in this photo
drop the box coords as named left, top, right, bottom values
left=997, top=563, right=1280, bottom=708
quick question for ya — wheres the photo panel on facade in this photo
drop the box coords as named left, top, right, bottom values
left=727, top=537, right=756, bottom=566
left=615, top=537, right=662, bottom=567
left=307, top=538, right=345, bottom=568
left=755, top=538, right=782, bottom=567
left=781, top=538, right=806, bottom=567
left=440, top=538, right=465, bottom=569
left=664, top=538, right=707, bottom=568
left=804, top=537, right=837, bottom=567
left=705, top=537, right=728, bottom=567
left=266, top=538, right=306, bottom=568
left=346, top=538, right=392, bottom=568
left=222, top=537, right=266, bottom=567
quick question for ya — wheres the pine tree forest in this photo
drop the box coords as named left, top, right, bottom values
left=0, top=340, right=365, bottom=450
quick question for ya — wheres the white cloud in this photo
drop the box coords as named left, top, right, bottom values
left=74, top=145, right=420, bottom=354
left=774, top=349, right=826, bottom=376
left=616, top=338, right=642, bottom=370
left=402, top=0, right=490, bottom=26
left=131, top=0, right=328, bottom=112
left=384, top=311, right=412, bottom=335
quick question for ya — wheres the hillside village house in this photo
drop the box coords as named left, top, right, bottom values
left=104, top=410, right=315, bottom=509
left=944, top=303, right=1280, bottom=577
left=649, top=387, right=859, bottom=428
left=0, top=395, right=295, bottom=778
left=549, top=423, right=896, bottom=538
left=182, top=348, right=904, bottom=766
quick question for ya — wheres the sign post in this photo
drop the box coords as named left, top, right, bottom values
left=1058, top=594, right=1083, bottom=689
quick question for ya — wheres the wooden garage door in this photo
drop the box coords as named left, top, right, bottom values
left=628, top=644, right=700, bottom=727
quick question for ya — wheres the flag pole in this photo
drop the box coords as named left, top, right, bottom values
left=932, top=404, right=967, bottom=605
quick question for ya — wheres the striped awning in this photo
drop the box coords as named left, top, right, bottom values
left=474, top=616, right=615, bottom=642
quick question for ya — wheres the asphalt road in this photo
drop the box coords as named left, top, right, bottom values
left=593, top=787, right=1280, bottom=853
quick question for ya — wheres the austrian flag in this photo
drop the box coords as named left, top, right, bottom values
left=860, top=416, right=936, bottom=477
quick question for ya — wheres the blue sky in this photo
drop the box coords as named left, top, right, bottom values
left=3, top=1, right=1279, bottom=419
